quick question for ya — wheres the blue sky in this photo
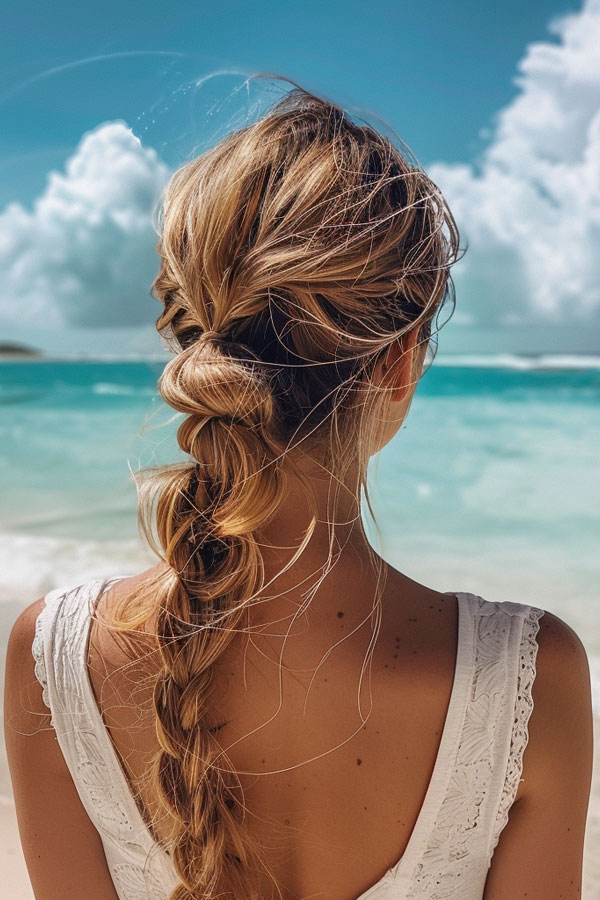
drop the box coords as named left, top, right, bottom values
left=1, top=0, right=599, bottom=356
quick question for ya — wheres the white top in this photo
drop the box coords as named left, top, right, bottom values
left=32, top=576, right=545, bottom=900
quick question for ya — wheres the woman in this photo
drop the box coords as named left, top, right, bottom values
left=4, top=84, right=593, bottom=900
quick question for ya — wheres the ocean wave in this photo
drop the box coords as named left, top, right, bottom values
left=3, top=352, right=600, bottom=370
left=0, top=529, right=155, bottom=600
left=0, top=382, right=49, bottom=404
left=434, top=353, right=600, bottom=370
left=92, top=381, right=155, bottom=396
left=7, top=502, right=135, bottom=534
left=0, top=390, right=44, bottom=404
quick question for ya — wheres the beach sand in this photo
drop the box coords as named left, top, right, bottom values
left=1, top=598, right=599, bottom=897
left=0, top=800, right=33, bottom=900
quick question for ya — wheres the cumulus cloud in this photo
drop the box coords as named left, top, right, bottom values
left=2, top=3, right=600, bottom=346
left=429, top=0, right=600, bottom=329
left=0, top=121, right=169, bottom=329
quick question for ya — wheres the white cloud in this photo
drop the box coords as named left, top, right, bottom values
left=2, top=3, right=600, bottom=351
left=0, top=121, right=169, bottom=330
left=429, top=0, right=600, bottom=329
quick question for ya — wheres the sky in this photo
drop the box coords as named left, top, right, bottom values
left=1, top=0, right=599, bottom=357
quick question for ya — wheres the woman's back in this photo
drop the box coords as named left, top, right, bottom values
left=32, top=560, right=551, bottom=899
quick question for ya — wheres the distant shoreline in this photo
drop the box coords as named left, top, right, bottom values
left=0, top=353, right=169, bottom=363
left=0, top=342, right=45, bottom=360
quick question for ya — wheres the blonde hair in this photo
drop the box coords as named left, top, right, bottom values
left=104, top=83, right=461, bottom=898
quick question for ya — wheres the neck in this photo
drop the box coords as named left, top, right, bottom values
left=249, top=452, right=385, bottom=641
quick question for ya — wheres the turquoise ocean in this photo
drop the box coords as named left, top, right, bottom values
left=1, top=355, right=599, bottom=717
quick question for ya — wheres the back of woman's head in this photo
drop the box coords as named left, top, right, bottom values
left=106, top=83, right=461, bottom=899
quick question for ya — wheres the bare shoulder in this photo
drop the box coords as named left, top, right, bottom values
left=105, top=563, right=165, bottom=602
left=90, top=565, right=164, bottom=676
left=4, top=596, right=62, bottom=773
left=536, top=607, right=590, bottom=662
left=518, top=607, right=593, bottom=800
left=7, top=595, right=46, bottom=645
left=5, top=596, right=47, bottom=707
left=533, top=608, right=592, bottom=718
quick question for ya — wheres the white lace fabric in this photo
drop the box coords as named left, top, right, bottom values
left=31, top=579, right=544, bottom=900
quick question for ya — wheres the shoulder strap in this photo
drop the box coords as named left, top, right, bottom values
left=30, top=578, right=145, bottom=837
left=32, top=578, right=119, bottom=709
left=31, top=581, right=90, bottom=726
left=398, top=594, right=546, bottom=897
left=487, top=601, right=545, bottom=861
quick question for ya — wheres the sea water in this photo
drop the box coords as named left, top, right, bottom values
left=1, top=356, right=599, bottom=713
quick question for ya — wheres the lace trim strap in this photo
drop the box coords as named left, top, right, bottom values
left=31, top=599, right=51, bottom=711
left=488, top=604, right=545, bottom=859
left=30, top=582, right=97, bottom=719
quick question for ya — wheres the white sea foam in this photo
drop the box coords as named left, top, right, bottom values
left=0, top=529, right=155, bottom=602
left=434, top=353, right=600, bottom=370
left=91, top=382, right=156, bottom=396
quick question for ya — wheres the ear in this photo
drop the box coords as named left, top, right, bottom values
left=372, top=327, right=423, bottom=403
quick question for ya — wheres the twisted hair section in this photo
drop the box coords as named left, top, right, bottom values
left=102, top=81, right=462, bottom=898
